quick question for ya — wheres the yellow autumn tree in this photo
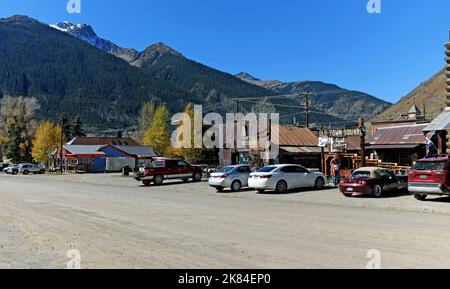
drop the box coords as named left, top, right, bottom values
left=143, top=104, right=171, bottom=156
left=171, top=104, right=203, bottom=161
left=32, top=121, right=63, bottom=167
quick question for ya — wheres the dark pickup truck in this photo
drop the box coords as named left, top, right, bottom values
left=135, top=158, right=203, bottom=186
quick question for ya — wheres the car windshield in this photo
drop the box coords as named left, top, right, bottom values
left=412, top=161, right=447, bottom=171
left=352, top=171, right=372, bottom=178
left=257, top=166, right=277, bottom=173
left=217, top=167, right=235, bottom=173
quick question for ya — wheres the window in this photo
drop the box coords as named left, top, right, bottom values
left=177, top=161, right=188, bottom=167
left=352, top=171, right=371, bottom=178
left=412, top=161, right=449, bottom=171
left=281, top=166, right=297, bottom=173
left=258, top=166, right=277, bottom=173
left=218, top=167, right=234, bottom=173
left=237, top=166, right=250, bottom=173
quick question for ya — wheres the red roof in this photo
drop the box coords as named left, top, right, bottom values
left=67, top=137, right=140, bottom=146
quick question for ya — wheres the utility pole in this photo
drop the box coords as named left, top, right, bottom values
left=358, top=118, right=366, bottom=168
left=304, top=92, right=310, bottom=128
left=60, top=116, right=64, bottom=175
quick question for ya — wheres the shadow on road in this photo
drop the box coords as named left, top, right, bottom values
left=257, top=186, right=336, bottom=195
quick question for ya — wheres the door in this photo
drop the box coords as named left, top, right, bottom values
left=292, top=166, right=311, bottom=188
left=177, top=160, right=192, bottom=178
left=380, top=169, right=397, bottom=190
left=237, top=166, right=251, bottom=187
left=280, top=166, right=300, bottom=189
left=165, top=160, right=179, bottom=179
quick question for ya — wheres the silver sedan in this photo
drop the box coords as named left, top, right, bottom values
left=208, top=165, right=253, bottom=192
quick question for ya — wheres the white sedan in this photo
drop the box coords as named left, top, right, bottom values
left=248, top=164, right=327, bottom=193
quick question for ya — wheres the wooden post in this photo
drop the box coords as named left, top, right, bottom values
left=320, top=146, right=325, bottom=173
left=445, top=31, right=450, bottom=154
left=359, top=118, right=366, bottom=168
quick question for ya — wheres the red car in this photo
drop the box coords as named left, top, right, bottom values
left=339, top=167, right=408, bottom=198
left=408, top=156, right=450, bottom=201
left=135, top=158, right=203, bottom=186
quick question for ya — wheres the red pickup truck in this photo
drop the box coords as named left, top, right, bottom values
left=135, top=158, right=203, bottom=186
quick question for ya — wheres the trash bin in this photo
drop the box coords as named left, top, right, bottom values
left=122, top=166, right=130, bottom=176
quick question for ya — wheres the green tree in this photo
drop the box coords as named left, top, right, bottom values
left=60, top=113, right=72, bottom=141
left=72, top=115, right=85, bottom=138
left=143, top=104, right=170, bottom=156
left=0, top=96, right=39, bottom=163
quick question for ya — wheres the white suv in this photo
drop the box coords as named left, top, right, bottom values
left=18, top=164, right=45, bottom=175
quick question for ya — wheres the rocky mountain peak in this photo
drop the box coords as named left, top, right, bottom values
left=235, top=72, right=260, bottom=82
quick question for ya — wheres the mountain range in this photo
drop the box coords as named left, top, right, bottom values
left=371, top=69, right=447, bottom=121
left=0, top=15, right=391, bottom=131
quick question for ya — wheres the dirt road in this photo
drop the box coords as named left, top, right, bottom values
left=1, top=173, right=450, bottom=269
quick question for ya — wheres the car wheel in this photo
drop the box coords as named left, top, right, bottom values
left=314, top=177, right=325, bottom=190
left=193, top=172, right=202, bottom=182
left=39, top=169, right=45, bottom=174
left=216, top=187, right=224, bottom=193
left=23, top=170, right=29, bottom=175
left=153, top=175, right=164, bottom=186
left=12, top=171, right=18, bottom=175
left=231, top=180, right=242, bottom=192
left=142, top=180, right=152, bottom=187
left=414, top=194, right=427, bottom=201
left=371, top=184, right=383, bottom=198
left=275, top=180, right=288, bottom=194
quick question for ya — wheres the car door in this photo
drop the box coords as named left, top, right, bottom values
left=165, top=160, right=179, bottom=179
left=380, top=169, right=396, bottom=190
left=177, top=160, right=191, bottom=178
left=237, top=166, right=251, bottom=187
left=293, top=166, right=311, bottom=188
left=280, top=166, right=298, bottom=189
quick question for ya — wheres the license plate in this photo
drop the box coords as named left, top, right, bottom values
left=420, top=175, right=428, bottom=180
left=346, top=188, right=354, bottom=192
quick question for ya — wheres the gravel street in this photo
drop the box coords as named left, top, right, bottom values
left=1, top=173, right=450, bottom=269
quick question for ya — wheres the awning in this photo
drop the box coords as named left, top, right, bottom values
left=366, top=144, right=421, bottom=150
left=280, top=146, right=322, bottom=153
left=423, top=111, right=450, bottom=132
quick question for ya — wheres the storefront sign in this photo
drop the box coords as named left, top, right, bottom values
left=319, top=128, right=364, bottom=138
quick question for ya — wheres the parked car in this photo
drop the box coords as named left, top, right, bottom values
left=135, top=158, right=203, bottom=186
left=408, top=156, right=450, bottom=201
left=18, top=163, right=45, bottom=175
left=339, top=167, right=408, bottom=198
left=248, top=164, right=327, bottom=193
left=4, top=163, right=27, bottom=175
left=209, top=165, right=252, bottom=192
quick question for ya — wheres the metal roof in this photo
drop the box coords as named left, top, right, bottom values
left=278, top=125, right=318, bottom=146
left=423, top=111, right=450, bottom=132
left=63, top=145, right=106, bottom=156
left=280, top=146, right=322, bottom=154
left=368, top=124, right=428, bottom=146
left=113, top=146, right=157, bottom=158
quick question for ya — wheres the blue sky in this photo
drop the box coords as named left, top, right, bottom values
left=0, top=0, right=449, bottom=103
